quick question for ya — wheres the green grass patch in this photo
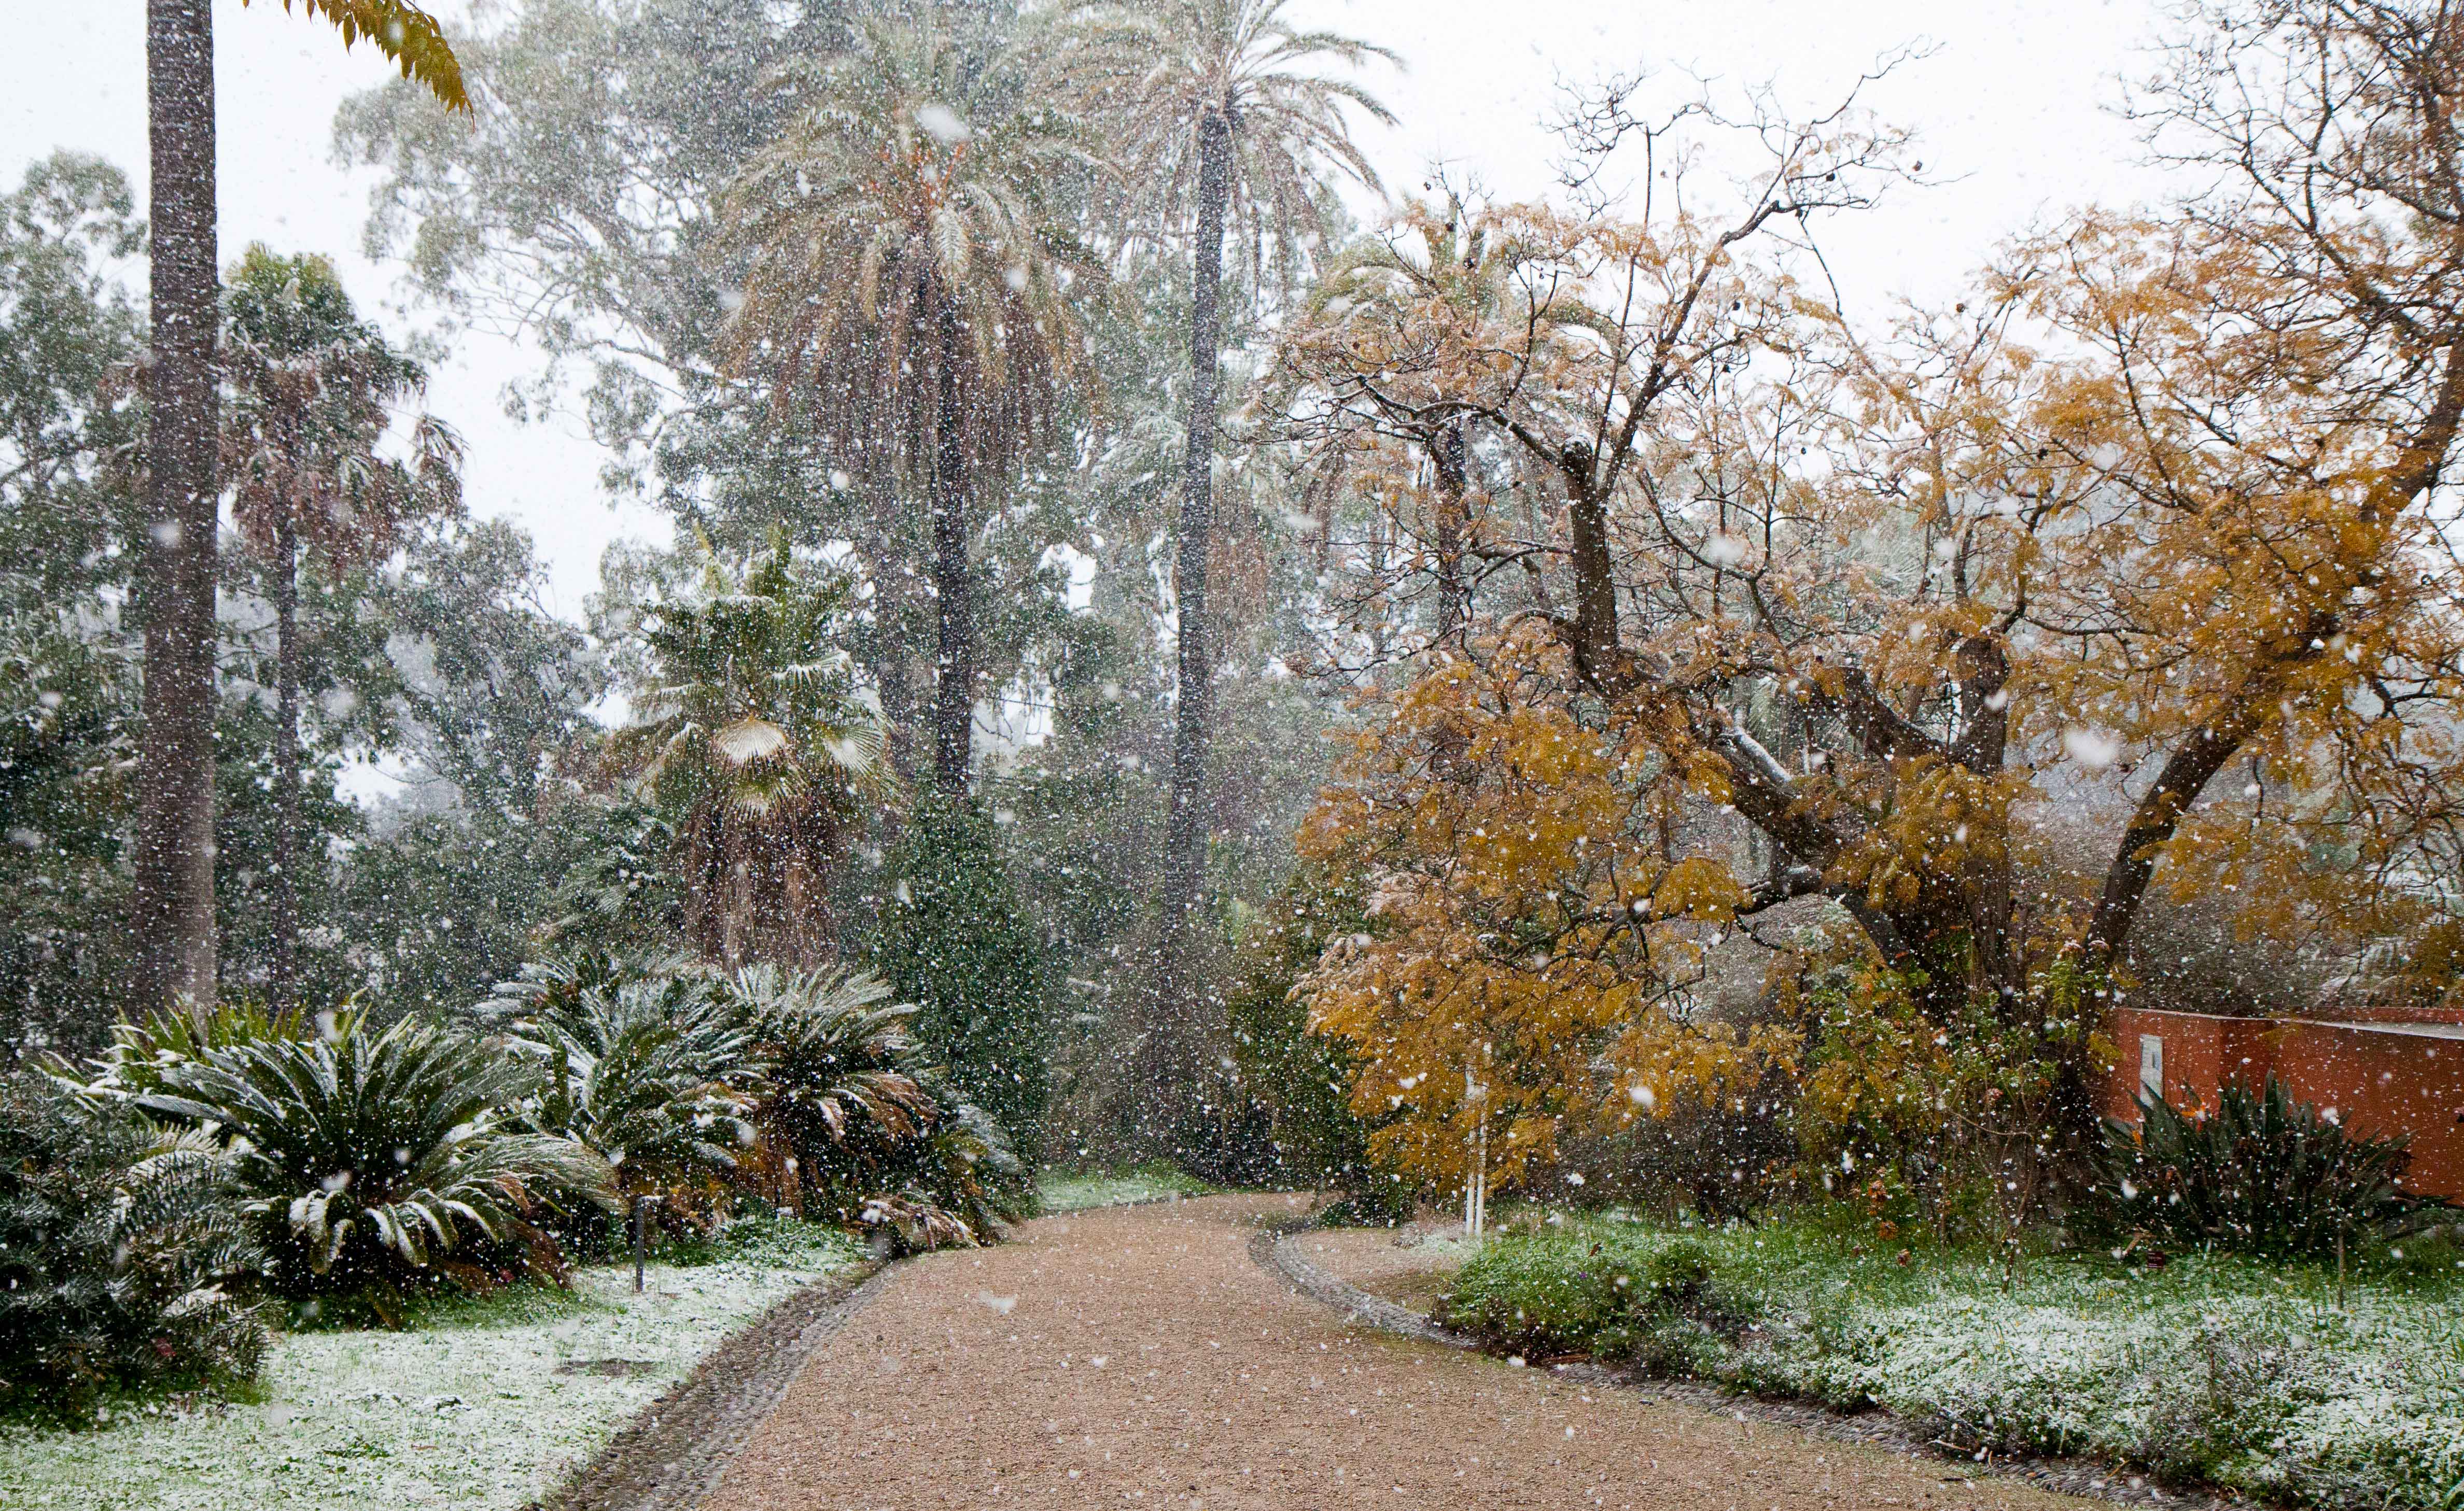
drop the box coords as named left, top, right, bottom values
left=1037, top=1164, right=1219, bottom=1213
left=1442, top=1211, right=2464, bottom=1510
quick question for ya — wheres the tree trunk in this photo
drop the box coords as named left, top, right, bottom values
left=269, top=507, right=300, bottom=1013
left=1147, top=107, right=1235, bottom=1148
left=1432, top=417, right=1471, bottom=642
left=1559, top=447, right=1620, bottom=685
left=2084, top=659, right=2294, bottom=964
left=857, top=514, right=927, bottom=787
left=133, top=0, right=220, bottom=1013
left=928, top=293, right=974, bottom=795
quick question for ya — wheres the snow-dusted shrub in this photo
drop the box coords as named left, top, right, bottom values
left=0, top=1075, right=264, bottom=1417
left=137, top=1010, right=615, bottom=1314
left=1441, top=1226, right=1739, bottom=1364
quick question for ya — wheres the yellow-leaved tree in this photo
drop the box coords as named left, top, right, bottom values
left=1277, top=3, right=2464, bottom=1212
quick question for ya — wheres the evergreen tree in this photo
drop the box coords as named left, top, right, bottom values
left=875, top=796, right=1051, bottom=1152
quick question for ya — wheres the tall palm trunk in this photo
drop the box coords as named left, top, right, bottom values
left=1147, top=106, right=1235, bottom=1145
left=858, top=518, right=928, bottom=786
left=133, top=0, right=220, bottom=1012
left=269, top=503, right=300, bottom=1014
left=929, top=294, right=975, bottom=794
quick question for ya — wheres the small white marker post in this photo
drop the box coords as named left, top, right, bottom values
left=1464, top=1072, right=1489, bottom=1241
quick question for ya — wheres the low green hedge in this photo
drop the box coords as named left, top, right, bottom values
left=1439, top=1212, right=2464, bottom=1511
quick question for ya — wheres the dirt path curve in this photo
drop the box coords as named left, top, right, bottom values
left=708, top=1194, right=2084, bottom=1510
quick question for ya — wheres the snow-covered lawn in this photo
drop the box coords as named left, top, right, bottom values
left=1445, top=1214, right=2464, bottom=1510
left=1037, top=1165, right=1217, bottom=1213
left=0, top=1221, right=859, bottom=1511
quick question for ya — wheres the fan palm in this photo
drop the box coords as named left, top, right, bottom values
left=137, top=0, right=465, bottom=1012
left=609, top=540, right=889, bottom=968
left=222, top=247, right=461, bottom=1010
left=1061, top=0, right=1394, bottom=1138
left=136, top=1010, right=612, bottom=1310
left=719, top=15, right=1099, bottom=792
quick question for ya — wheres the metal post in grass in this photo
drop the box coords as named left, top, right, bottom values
left=632, top=1194, right=651, bottom=1293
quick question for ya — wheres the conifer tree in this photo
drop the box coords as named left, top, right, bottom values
left=875, top=796, right=1051, bottom=1151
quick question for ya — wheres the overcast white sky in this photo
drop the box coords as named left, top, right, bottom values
left=1, top=0, right=2181, bottom=618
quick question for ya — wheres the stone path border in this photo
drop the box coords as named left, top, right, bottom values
left=538, top=1263, right=893, bottom=1511
left=1259, top=1222, right=2247, bottom=1511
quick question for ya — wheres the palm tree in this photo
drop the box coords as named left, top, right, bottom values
left=719, top=14, right=1097, bottom=794
left=1062, top=0, right=1394, bottom=1139
left=610, top=539, right=891, bottom=969
left=136, top=0, right=466, bottom=1012
left=1286, top=194, right=1525, bottom=642
left=222, top=247, right=461, bottom=1011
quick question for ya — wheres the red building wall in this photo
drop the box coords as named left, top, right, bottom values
left=2106, top=1007, right=2464, bottom=1201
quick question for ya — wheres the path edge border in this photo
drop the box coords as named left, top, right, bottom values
left=538, top=1260, right=895, bottom=1511
left=1256, top=1216, right=2246, bottom=1511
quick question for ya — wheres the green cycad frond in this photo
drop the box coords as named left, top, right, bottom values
left=510, top=972, right=756, bottom=1197
left=726, top=964, right=941, bottom=1145
left=249, top=0, right=469, bottom=112
left=136, top=1009, right=613, bottom=1302
left=52, top=998, right=306, bottom=1105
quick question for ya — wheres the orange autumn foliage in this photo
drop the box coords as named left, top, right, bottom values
left=1297, top=628, right=1793, bottom=1186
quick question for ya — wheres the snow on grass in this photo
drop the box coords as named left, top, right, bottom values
left=0, top=1219, right=860, bottom=1511
left=1037, top=1165, right=1216, bottom=1213
left=1446, top=1214, right=2464, bottom=1510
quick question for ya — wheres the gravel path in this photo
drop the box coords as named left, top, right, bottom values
left=707, top=1194, right=2084, bottom=1509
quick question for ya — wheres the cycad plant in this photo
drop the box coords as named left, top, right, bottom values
left=725, top=965, right=938, bottom=1217
left=1062, top=0, right=1393, bottom=1140
left=720, top=13, right=1098, bottom=790
left=57, top=997, right=304, bottom=1103
left=724, top=964, right=1030, bottom=1248
left=509, top=971, right=757, bottom=1230
left=0, top=1075, right=266, bottom=1417
left=867, top=1099, right=1029, bottom=1255
left=137, top=1010, right=613, bottom=1314
left=611, top=540, right=888, bottom=969
left=2087, top=1076, right=2447, bottom=1260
